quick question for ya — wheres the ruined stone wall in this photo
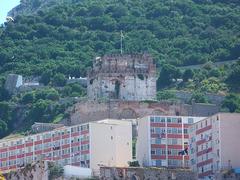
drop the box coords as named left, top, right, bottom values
left=88, top=75, right=156, bottom=101
left=65, top=100, right=180, bottom=125
left=4, top=161, right=49, bottom=180
left=87, top=54, right=156, bottom=101
left=63, top=100, right=219, bottom=126
left=100, top=167, right=197, bottom=180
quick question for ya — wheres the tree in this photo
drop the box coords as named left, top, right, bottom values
left=107, top=5, right=127, bottom=18
left=53, top=73, right=66, bottom=87
left=0, top=102, right=11, bottom=122
left=182, top=69, right=194, bottom=82
left=226, top=61, right=240, bottom=91
left=46, top=89, right=59, bottom=101
left=157, top=90, right=176, bottom=101
left=88, top=5, right=104, bottom=16
left=0, top=120, right=8, bottom=137
left=48, top=163, right=64, bottom=179
left=21, top=92, right=35, bottom=104
left=190, top=91, right=208, bottom=104
left=0, top=86, right=10, bottom=101
left=40, top=70, right=52, bottom=85
left=157, top=64, right=181, bottom=89
left=222, top=94, right=240, bottom=112
left=29, top=99, right=51, bottom=122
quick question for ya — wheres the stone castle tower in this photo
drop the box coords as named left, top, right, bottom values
left=87, top=53, right=156, bottom=101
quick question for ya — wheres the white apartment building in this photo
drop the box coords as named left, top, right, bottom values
left=136, top=115, right=205, bottom=168
left=189, top=113, right=240, bottom=179
left=0, top=119, right=132, bottom=175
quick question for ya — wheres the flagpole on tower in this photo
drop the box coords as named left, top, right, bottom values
left=120, top=30, right=124, bottom=54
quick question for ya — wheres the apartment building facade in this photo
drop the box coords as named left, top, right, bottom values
left=0, top=119, right=132, bottom=174
left=189, top=113, right=240, bottom=179
left=136, top=115, right=205, bottom=168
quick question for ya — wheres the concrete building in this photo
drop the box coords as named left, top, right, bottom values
left=4, top=74, right=23, bottom=94
left=136, top=115, right=205, bottom=168
left=87, top=54, right=156, bottom=101
left=0, top=119, right=132, bottom=175
left=67, top=77, right=87, bottom=87
left=189, top=113, right=240, bottom=179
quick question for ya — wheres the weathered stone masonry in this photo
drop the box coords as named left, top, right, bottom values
left=87, top=54, right=156, bottom=101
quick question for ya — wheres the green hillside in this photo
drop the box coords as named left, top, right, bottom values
left=1, top=0, right=240, bottom=76
left=0, top=0, right=240, bottom=137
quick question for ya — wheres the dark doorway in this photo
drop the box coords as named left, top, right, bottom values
left=114, top=80, right=121, bottom=99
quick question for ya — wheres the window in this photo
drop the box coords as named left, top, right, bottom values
left=184, top=128, right=188, bottom=134
left=167, top=117, right=171, bottom=123
left=156, top=160, right=161, bottom=167
left=172, top=118, right=177, bottom=123
left=161, top=117, right=165, bottom=122
left=150, top=127, right=154, bottom=134
left=155, top=138, right=161, bottom=144
left=162, top=149, right=166, bottom=155
left=155, top=128, right=161, bottom=134
left=177, top=118, right=182, bottom=123
left=161, top=138, right=166, bottom=144
left=188, top=118, right=193, bottom=124
left=177, top=128, right=182, bottom=134
left=168, top=150, right=171, bottom=155
left=167, top=138, right=171, bottom=145
left=167, top=128, right=172, bottom=134
left=172, top=128, right=178, bottom=134
left=172, top=139, right=178, bottom=145
left=152, top=160, right=156, bottom=166
left=155, top=117, right=160, bottom=122
left=151, top=149, right=156, bottom=155
left=156, top=148, right=161, bottom=155
left=150, top=117, right=154, bottom=122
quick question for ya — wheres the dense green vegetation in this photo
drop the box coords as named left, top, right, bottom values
left=1, top=0, right=240, bottom=77
left=0, top=83, right=85, bottom=137
left=0, top=0, right=240, bottom=137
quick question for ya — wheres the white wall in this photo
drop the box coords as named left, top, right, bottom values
left=89, top=120, right=132, bottom=174
left=136, top=117, right=150, bottom=167
left=88, top=74, right=156, bottom=101
left=219, top=113, right=240, bottom=169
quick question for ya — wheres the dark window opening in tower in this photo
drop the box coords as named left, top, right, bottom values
left=114, top=80, right=121, bottom=99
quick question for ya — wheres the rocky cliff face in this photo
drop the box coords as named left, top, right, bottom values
left=8, top=0, right=73, bottom=18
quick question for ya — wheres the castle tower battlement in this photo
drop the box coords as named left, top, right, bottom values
left=87, top=53, right=157, bottom=100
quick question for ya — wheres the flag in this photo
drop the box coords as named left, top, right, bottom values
left=178, top=147, right=188, bottom=155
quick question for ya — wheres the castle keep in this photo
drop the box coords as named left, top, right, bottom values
left=87, top=54, right=156, bottom=101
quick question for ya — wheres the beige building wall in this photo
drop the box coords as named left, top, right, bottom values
left=89, top=120, right=132, bottom=174
left=219, top=113, right=240, bottom=169
left=189, top=113, right=240, bottom=178
left=136, top=117, right=150, bottom=167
